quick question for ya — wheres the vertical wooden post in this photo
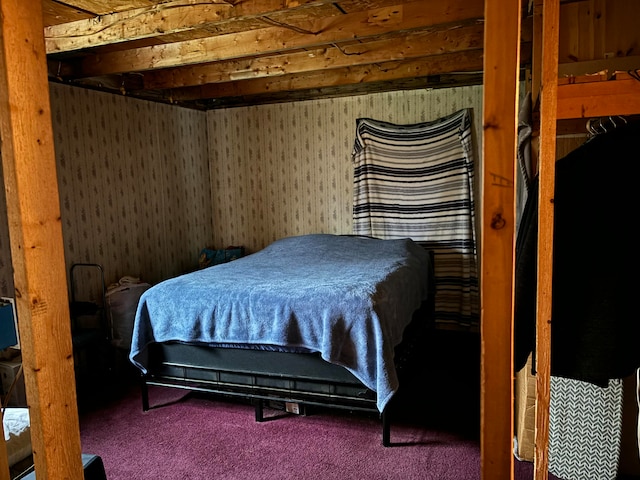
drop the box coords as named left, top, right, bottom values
left=531, top=0, right=544, bottom=107
left=481, top=0, right=521, bottom=479
left=1, top=410, right=8, bottom=480
left=0, top=1, right=84, bottom=478
left=535, top=0, right=559, bottom=479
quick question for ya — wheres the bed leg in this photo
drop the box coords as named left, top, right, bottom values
left=381, top=409, right=391, bottom=447
left=141, top=376, right=149, bottom=412
left=255, top=399, right=264, bottom=422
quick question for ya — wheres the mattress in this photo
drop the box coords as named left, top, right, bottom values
left=3, top=407, right=32, bottom=467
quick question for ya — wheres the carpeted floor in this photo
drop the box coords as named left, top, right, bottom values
left=77, top=381, right=561, bottom=480
left=81, top=385, right=478, bottom=479
left=74, top=332, right=561, bottom=480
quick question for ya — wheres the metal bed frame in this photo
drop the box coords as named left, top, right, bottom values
left=139, top=300, right=433, bottom=447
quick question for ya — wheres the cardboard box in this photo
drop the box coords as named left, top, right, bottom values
left=0, top=356, right=26, bottom=406
left=514, top=353, right=536, bottom=462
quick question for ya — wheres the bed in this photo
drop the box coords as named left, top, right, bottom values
left=129, top=233, right=435, bottom=446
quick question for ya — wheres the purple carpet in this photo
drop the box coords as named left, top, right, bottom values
left=78, top=383, right=556, bottom=480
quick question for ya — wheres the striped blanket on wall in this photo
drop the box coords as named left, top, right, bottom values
left=352, top=109, right=479, bottom=328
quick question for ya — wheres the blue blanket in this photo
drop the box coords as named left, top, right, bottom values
left=129, top=234, right=433, bottom=412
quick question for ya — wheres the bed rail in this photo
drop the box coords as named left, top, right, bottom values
left=139, top=361, right=396, bottom=446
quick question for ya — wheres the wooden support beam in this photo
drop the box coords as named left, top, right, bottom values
left=44, top=0, right=342, bottom=54
left=557, top=55, right=640, bottom=78
left=531, top=0, right=543, bottom=106
left=142, top=21, right=484, bottom=90
left=52, top=0, right=484, bottom=78
left=557, top=77, right=640, bottom=119
left=535, top=0, right=560, bottom=479
left=169, top=49, right=485, bottom=101
left=51, top=0, right=155, bottom=15
left=481, top=0, right=521, bottom=478
left=0, top=1, right=83, bottom=478
left=0, top=410, right=8, bottom=480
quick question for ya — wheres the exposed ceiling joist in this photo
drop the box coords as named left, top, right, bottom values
left=141, top=21, right=485, bottom=90
left=44, top=0, right=345, bottom=54
left=172, top=48, right=487, bottom=101
left=42, top=0, right=529, bottom=110
left=51, top=0, right=484, bottom=78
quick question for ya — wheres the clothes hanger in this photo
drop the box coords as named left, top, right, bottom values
left=586, top=115, right=628, bottom=139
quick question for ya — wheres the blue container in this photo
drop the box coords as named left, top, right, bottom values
left=0, top=301, right=17, bottom=350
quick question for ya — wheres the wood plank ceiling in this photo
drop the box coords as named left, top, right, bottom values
left=42, top=0, right=531, bottom=110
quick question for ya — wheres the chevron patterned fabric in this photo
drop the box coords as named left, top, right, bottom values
left=637, top=369, right=640, bottom=459
left=549, top=376, right=624, bottom=480
left=352, top=109, right=479, bottom=328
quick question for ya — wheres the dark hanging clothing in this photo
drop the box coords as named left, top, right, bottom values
left=514, top=120, right=640, bottom=386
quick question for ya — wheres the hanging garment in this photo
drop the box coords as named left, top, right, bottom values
left=548, top=377, right=624, bottom=480
left=352, top=109, right=479, bottom=328
left=514, top=120, right=640, bottom=385
left=516, top=91, right=534, bottom=236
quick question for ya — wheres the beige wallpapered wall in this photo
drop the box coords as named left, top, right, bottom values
left=0, top=83, right=212, bottom=301
left=207, top=85, right=484, bottom=253
left=0, top=83, right=483, bottom=301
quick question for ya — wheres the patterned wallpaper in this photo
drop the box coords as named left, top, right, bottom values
left=0, top=83, right=212, bottom=301
left=0, top=83, right=484, bottom=302
left=207, top=86, right=484, bottom=253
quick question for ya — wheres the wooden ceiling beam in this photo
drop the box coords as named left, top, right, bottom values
left=205, top=72, right=485, bottom=108
left=41, top=0, right=94, bottom=26
left=44, top=0, right=343, bottom=54
left=51, top=0, right=161, bottom=16
left=169, top=49, right=486, bottom=101
left=141, top=21, right=484, bottom=90
left=50, top=0, right=484, bottom=78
